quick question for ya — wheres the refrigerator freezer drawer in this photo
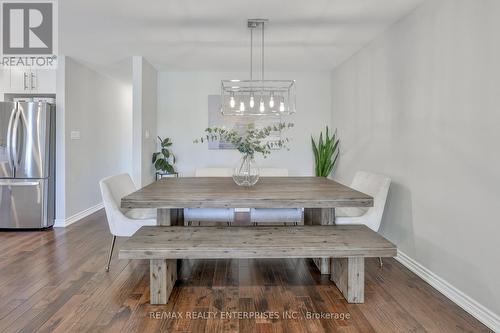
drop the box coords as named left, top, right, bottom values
left=0, top=179, right=54, bottom=229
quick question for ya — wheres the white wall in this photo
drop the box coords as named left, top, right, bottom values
left=132, top=56, right=157, bottom=187
left=331, top=0, right=500, bottom=323
left=63, top=57, right=132, bottom=218
left=157, top=71, right=331, bottom=176
left=55, top=57, right=67, bottom=221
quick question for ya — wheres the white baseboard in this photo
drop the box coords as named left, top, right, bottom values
left=53, top=203, right=104, bottom=228
left=396, top=250, right=500, bottom=332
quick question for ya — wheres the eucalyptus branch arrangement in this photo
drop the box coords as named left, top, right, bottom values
left=152, top=137, right=176, bottom=174
left=311, top=126, right=340, bottom=177
left=194, top=122, right=294, bottom=158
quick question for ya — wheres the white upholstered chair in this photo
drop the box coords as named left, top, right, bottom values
left=100, top=173, right=156, bottom=271
left=250, top=168, right=303, bottom=226
left=183, top=168, right=235, bottom=225
left=335, top=171, right=391, bottom=266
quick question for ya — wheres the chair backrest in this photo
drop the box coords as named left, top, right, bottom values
left=99, top=173, right=137, bottom=235
left=260, top=168, right=289, bottom=177
left=195, top=168, right=232, bottom=177
left=350, top=171, right=391, bottom=231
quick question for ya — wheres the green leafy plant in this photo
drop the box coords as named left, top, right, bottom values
left=152, top=137, right=176, bottom=174
left=194, top=122, right=294, bottom=159
left=311, top=126, right=340, bottom=177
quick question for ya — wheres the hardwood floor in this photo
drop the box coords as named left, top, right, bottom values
left=0, top=210, right=491, bottom=333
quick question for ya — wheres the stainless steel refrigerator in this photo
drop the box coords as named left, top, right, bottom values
left=0, top=102, right=55, bottom=229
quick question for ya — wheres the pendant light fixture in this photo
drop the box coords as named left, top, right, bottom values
left=221, top=19, right=296, bottom=116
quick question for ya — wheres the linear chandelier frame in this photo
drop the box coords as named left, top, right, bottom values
left=220, top=19, right=296, bottom=117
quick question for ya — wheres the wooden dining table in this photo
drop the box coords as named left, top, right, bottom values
left=121, top=176, right=373, bottom=273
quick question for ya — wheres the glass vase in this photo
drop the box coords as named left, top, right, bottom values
left=233, top=154, right=259, bottom=186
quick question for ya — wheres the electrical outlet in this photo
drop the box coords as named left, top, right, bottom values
left=70, top=131, right=81, bottom=140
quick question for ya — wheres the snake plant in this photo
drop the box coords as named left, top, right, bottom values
left=311, top=126, right=340, bottom=177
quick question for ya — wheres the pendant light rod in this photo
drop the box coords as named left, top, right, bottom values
left=250, top=27, right=253, bottom=81
left=261, top=21, right=264, bottom=82
left=248, top=19, right=268, bottom=83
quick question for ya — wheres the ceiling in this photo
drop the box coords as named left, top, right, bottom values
left=60, top=0, right=424, bottom=73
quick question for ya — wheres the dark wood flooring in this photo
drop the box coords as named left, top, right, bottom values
left=0, top=210, right=491, bottom=332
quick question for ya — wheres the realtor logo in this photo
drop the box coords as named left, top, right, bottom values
left=3, top=2, right=52, bottom=54
left=1, top=0, right=57, bottom=68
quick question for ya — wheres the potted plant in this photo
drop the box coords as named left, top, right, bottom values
left=311, top=126, right=340, bottom=177
left=152, top=137, right=176, bottom=176
left=195, top=122, right=294, bottom=186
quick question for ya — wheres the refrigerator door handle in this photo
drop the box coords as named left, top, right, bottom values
left=11, top=108, right=21, bottom=168
left=14, top=109, right=25, bottom=168
left=0, top=180, right=40, bottom=186
left=6, top=107, right=18, bottom=172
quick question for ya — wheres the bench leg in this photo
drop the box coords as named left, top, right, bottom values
left=150, top=259, right=177, bottom=305
left=305, top=208, right=335, bottom=274
left=313, top=258, right=330, bottom=274
left=330, top=257, right=364, bottom=303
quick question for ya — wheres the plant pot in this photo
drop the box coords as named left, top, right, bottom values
left=233, top=154, right=259, bottom=186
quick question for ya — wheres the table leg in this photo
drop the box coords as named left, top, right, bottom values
left=176, top=208, right=184, bottom=226
left=156, top=209, right=184, bottom=271
left=157, top=208, right=171, bottom=226
left=330, top=257, right=364, bottom=303
left=157, top=208, right=184, bottom=226
left=304, top=208, right=335, bottom=274
left=321, top=208, right=336, bottom=225
left=150, top=259, right=177, bottom=305
left=304, top=208, right=335, bottom=225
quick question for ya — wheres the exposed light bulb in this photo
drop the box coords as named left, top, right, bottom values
left=259, top=97, right=265, bottom=113
left=269, top=93, right=275, bottom=108
left=229, top=93, right=235, bottom=108
left=239, top=101, right=245, bottom=112
left=249, top=93, right=255, bottom=108
left=279, top=97, right=285, bottom=112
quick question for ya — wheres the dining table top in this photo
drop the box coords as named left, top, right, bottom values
left=121, top=176, right=373, bottom=209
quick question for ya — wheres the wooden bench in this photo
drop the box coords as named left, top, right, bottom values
left=119, top=225, right=397, bottom=304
